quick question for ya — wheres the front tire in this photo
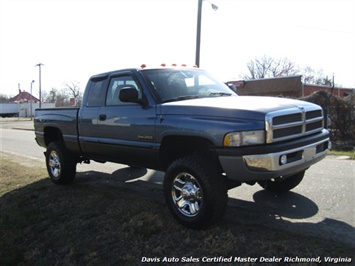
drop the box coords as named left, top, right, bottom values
left=164, top=156, right=227, bottom=229
left=46, top=141, right=77, bottom=185
left=258, top=171, right=305, bottom=193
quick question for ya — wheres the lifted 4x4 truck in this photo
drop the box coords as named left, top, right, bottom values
left=34, top=65, right=330, bottom=228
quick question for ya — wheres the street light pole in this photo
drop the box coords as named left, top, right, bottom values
left=30, top=80, right=35, bottom=120
left=195, top=0, right=203, bottom=67
left=195, top=0, right=218, bottom=67
left=35, top=63, right=44, bottom=108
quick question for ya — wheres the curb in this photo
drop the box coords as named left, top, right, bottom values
left=12, top=127, right=34, bottom=131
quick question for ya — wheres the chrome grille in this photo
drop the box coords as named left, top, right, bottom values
left=266, top=106, right=324, bottom=143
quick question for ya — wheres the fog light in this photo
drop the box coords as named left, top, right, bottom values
left=280, top=154, right=287, bottom=165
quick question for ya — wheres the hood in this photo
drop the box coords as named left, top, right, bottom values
left=160, top=96, right=316, bottom=121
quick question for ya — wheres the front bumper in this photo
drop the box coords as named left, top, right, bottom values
left=217, top=131, right=330, bottom=182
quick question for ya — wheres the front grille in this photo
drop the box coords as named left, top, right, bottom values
left=266, top=106, right=324, bottom=143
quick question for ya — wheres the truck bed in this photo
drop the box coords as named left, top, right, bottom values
left=34, top=107, right=81, bottom=154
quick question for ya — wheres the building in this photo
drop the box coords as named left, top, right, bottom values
left=303, top=84, right=352, bottom=98
left=0, top=91, right=54, bottom=117
left=9, top=90, right=40, bottom=103
left=227, top=76, right=354, bottom=98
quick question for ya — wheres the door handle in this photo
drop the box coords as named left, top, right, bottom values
left=99, top=114, right=107, bottom=121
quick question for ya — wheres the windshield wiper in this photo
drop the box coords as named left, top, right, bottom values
left=209, top=92, right=232, bottom=97
left=163, top=95, right=202, bottom=103
left=163, top=93, right=232, bottom=103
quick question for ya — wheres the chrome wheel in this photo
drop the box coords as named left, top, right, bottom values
left=171, top=172, right=203, bottom=217
left=46, top=141, right=76, bottom=185
left=164, top=156, right=228, bottom=228
left=48, top=150, right=61, bottom=178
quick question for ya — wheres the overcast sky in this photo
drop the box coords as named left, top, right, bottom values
left=1, top=0, right=354, bottom=98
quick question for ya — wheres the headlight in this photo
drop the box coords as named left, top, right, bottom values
left=223, top=130, right=265, bottom=147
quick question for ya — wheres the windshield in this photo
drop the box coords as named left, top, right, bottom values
left=141, top=68, right=237, bottom=103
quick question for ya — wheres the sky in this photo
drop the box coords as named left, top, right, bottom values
left=0, top=0, right=354, bottom=99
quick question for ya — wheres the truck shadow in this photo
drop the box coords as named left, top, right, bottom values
left=226, top=190, right=355, bottom=247
left=228, top=190, right=319, bottom=219
left=74, top=166, right=355, bottom=247
left=1, top=166, right=354, bottom=253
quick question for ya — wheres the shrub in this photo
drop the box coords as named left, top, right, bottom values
left=301, top=91, right=355, bottom=143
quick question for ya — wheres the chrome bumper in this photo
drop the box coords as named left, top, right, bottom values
left=244, top=139, right=330, bottom=172
left=219, top=138, right=330, bottom=182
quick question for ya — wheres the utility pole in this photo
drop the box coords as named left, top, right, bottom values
left=30, top=80, right=35, bottom=120
left=195, top=0, right=203, bottom=67
left=195, top=0, right=218, bottom=67
left=35, top=63, right=44, bottom=108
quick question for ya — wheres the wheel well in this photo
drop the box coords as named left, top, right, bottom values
left=44, top=127, right=63, bottom=146
left=160, top=135, right=218, bottom=170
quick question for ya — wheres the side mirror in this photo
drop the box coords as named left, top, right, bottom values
left=225, top=83, right=237, bottom=93
left=119, top=88, right=146, bottom=105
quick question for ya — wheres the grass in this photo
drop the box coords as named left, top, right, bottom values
left=328, top=150, right=355, bottom=160
left=329, top=139, right=355, bottom=159
left=1, top=155, right=354, bottom=265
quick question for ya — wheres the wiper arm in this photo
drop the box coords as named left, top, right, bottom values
left=163, top=93, right=232, bottom=103
left=209, top=92, right=232, bottom=97
left=163, top=95, right=201, bottom=103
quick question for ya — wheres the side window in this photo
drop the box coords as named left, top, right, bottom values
left=86, top=80, right=105, bottom=106
left=106, top=75, right=140, bottom=106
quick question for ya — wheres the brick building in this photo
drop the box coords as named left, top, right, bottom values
left=227, top=76, right=354, bottom=98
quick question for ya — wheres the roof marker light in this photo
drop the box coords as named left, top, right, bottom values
left=141, top=63, right=197, bottom=68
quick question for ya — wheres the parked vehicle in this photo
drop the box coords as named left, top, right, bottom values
left=34, top=65, right=330, bottom=228
left=0, top=103, right=18, bottom=117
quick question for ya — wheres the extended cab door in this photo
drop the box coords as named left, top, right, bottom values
left=79, top=72, right=159, bottom=168
left=78, top=76, right=107, bottom=158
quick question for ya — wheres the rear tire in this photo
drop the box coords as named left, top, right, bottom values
left=164, top=155, right=227, bottom=229
left=258, top=171, right=305, bottom=193
left=46, top=141, right=77, bottom=185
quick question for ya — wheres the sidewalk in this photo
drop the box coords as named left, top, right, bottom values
left=0, top=118, right=34, bottom=130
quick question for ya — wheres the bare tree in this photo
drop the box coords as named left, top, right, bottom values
left=45, top=82, right=82, bottom=107
left=45, top=88, right=57, bottom=103
left=63, top=81, right=82, bottom=105
left=0, top=94, right=10, bottom=103
left=272, top=57, right=299, bottom=77
left=302, top=66, right=333, bottom=86
left=45, top=87, right=71, bottom=107
left=242, top=55, right=337, bottom=86
left=243, top=55, right=299, bottom=80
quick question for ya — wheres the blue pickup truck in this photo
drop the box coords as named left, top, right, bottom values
left=34, top=65, right=330, bottom=228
